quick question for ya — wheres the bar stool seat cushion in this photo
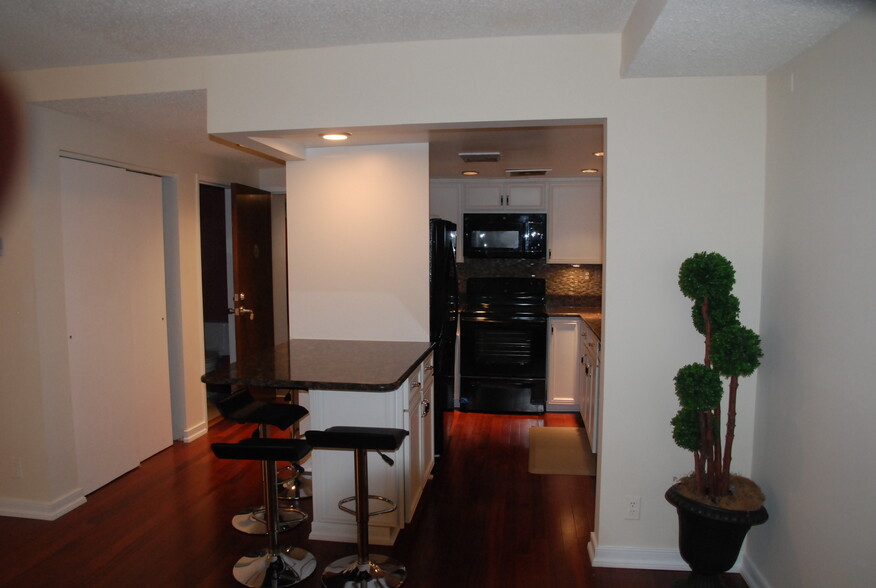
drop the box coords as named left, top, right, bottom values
left=305, top=426, right=408, bottom=452
left=211, top=438, right=312, bottom=463
left=217, top=389, right=308, bottom=430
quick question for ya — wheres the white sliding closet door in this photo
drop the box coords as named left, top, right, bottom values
left=60, top=157, right=172, bottom=495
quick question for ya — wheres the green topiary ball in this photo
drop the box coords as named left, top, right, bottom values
left=671, top=408, right=702, bottom=452
left=678, top=252, right=735, bottom=301
left=711, top=324, right=763, bottom=377
left=691, top=292, right=741, bottom=335
left=674, top=363, right=723, bottom=411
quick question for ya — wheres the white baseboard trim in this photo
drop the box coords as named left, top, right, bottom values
left=588, top=532, right=742, bottom=573
left=741, top=556, right=771, bottom=588
left=0, top=488, right=86, bottom=520
left=181, top=420, right=208, bottom=443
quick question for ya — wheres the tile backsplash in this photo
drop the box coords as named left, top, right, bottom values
left=457, top=258, right=602, bottom=300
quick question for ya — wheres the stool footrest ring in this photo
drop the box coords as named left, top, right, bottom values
left=338, top=494, right=397, bottom=517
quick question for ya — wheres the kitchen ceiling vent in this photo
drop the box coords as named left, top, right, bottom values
left=458, top=151, right=501, bottom=163
left=505, top=168, right=551, bottom=177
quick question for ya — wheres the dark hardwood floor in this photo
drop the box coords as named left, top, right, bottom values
left=0, top=411, right=747, bottom=587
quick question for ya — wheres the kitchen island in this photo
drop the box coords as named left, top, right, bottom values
left=202, top=338, right=435, bottom=545
left=202, top=338, right=434, bottom=392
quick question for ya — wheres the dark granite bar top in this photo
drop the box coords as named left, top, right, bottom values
left=202, top=339, right=435, bottom=392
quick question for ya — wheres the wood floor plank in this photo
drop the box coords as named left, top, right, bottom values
left=0, top=412, right=748, bottom=587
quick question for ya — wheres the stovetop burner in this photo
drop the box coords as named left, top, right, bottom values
left=463, top=277, right=547, bottom=318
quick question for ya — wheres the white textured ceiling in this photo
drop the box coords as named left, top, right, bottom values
left=0, top=0, right=637, bottom=72
left=1, top=0, right=869, bottom=171
left=623, top=0, right=869, bottom=77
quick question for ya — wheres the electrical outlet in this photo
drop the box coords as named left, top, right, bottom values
left=625, top=495, right=640, bottom=520
left=10, top=457, right=23, bottom=479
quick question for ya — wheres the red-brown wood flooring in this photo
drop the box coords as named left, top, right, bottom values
left=0, top=412, right=747, bottom=587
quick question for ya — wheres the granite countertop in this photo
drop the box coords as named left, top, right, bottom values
left=546, top=300, right=602, bottom=340
left=202, top=339, right=435, bottom=392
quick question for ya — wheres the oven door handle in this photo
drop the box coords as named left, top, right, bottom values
left=460, top=316, right=546, bottom=324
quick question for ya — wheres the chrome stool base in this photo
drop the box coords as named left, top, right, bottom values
left=280, top=471, right=313, bottom=500
left=232, top=506, right=308, bottom=535
left=232, top=546, right=317, bottom=588
left=322, top=554, right=406, bottom=588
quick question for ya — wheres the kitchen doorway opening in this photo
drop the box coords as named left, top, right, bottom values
left=198, top=182, right=290, bottom=423
left=426, top=118, right=606, bottom=553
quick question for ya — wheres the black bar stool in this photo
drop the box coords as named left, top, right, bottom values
left=212, top=437, right=316, bottom=587
left=217, top=389, right=310, bottom=534
left=305, top=426, right=409, bottom=588
left=278, top=389, right=313, bottom=501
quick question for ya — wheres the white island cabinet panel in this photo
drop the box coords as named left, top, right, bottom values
left=404, top=352, right=435, bottom=523
left=307, top=353, right=434, bottom=545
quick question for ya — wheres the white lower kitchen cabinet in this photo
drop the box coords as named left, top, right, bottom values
left=307, top=353, right=434, bottom=545
left=405, top=353, right=435, bottom=523
left=579, top=324, right=600, bottom=453
left=547, top=317, right=582, bottom=411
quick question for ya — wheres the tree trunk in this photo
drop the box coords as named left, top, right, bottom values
left=721, top=376, right=739, bottom=496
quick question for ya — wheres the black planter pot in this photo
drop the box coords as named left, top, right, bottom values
left=665, top=484, right=768, bottom=587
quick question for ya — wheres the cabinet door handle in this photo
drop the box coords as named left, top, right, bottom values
left=421, top=398, right=431, bottom=418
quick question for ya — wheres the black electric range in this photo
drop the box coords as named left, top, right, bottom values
left=459, top=278, right=548, bottom=413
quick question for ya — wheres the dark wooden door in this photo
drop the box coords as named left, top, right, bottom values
left=230, top=183, right=275, bottom=361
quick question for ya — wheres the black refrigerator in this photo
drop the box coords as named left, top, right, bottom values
left=429, top=218, right=459, bottom=457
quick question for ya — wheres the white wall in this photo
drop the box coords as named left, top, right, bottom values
left=286, top=143, right=430, bottom=342
left=0, top=102, right=261, bottom=517
left=748, top=9, right=876, bottom=587
left=3, top=33, right=771, bottom=569
left=206, top=34, right=767, bottom=563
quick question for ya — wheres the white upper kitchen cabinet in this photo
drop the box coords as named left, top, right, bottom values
left=547, top=179, right=603, bottom=264
left=463, top=180, right=546, bottom=211
left=429, top=180, right=461, bottom=225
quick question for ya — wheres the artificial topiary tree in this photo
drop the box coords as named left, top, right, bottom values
left=672, top=252, right=763, bottom=501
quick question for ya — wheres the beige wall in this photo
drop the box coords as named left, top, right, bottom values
left=750, top=9, right=876, bottom=587
left=2, top=33, right=770, bottom=574
left=0, top=103, right=260, bottom=517
left=286, top=143, right=430, bottom=342
left=205, top=34, right=767, bottom=563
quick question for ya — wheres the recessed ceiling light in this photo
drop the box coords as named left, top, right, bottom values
left=321, top=132, right=351, bottom=141
left=580, top=168, right=599, bottom=174
left=462, top=170, right=479, bottom=176
left=594, top=151, right=604, bottom=157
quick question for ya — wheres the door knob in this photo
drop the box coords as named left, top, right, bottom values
left=228, top=306, right=255, bottom=320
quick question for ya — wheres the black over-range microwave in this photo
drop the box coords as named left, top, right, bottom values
left=463, top=213, right=547, bottom=259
